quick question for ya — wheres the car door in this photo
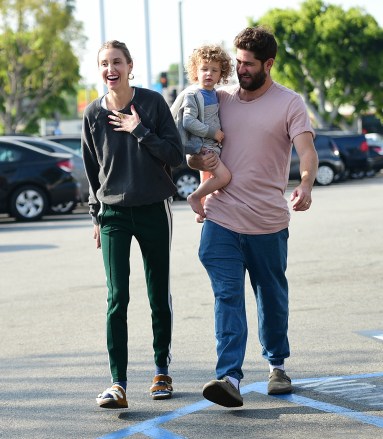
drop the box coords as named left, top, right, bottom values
left=0, top=142, right=22, bottom=187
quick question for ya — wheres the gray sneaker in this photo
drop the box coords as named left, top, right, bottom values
left=202, top=376, right=243, bottom=407
left=267, top=369, right=293, bottom=395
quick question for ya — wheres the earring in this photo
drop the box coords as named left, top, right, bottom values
left=128, top=73, right=134, bottom=80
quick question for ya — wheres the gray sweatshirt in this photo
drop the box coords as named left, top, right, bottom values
left=170, top=85, right=221, bottom=155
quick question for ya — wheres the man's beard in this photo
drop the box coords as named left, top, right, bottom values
left=238, top=69, right=267, bottom=91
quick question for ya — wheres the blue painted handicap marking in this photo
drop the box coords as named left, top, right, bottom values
left=96, top=372, right=383, bottom=439
left=96, top=399, right=213, bottom=439
left=298, top=372, right=383, bottom=407
left=358, top=329, right=383, bottom=342
left=246, top=374, right=383, bottom=429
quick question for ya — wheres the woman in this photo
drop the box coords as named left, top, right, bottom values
left=82, top=40, right=183, bottom=409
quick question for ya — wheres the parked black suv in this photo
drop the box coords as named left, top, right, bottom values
left=316, top=130, right=370, bottom=178
left=290, top=133, right=345, bottom=186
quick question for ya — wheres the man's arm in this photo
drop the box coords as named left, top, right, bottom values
left=290, top=132, right=319, bottom=211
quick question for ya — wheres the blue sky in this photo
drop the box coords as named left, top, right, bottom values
left=74, top=0, right=383, bottom=90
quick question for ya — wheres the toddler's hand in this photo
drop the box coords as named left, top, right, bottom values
left=214, top=129, right=224, bottom=143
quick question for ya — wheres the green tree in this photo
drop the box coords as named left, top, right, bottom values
left=0, top=0, right=84, bottom=133
left=250, top=0, right=383, bottom=128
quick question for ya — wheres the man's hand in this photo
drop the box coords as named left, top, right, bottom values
left=290, top=184, right=312, bottom=211
left=187, top=151, right=219, bottom=172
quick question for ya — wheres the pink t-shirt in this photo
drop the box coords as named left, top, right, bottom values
left=204, top=83, right=314, bottom=234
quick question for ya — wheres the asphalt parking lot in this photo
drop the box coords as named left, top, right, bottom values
left=1, top=174, right=382, bottom=439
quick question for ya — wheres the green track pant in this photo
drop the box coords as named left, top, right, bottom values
left=99, top=200, right=173, bottom=382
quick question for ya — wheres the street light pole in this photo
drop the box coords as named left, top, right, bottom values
left=99, top=0, right=106, bottom=45
left=144, top=0, right=152, bottom=89
left=98, top=0, right=107, bottom=95
left=178, top=0, right=185, bottom=91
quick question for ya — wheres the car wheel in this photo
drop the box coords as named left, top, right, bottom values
left=10, top=185, right=47, bottom=221
left=173, top=170, right=200, bottom=200
left=50, top=201, right=77, bottom=215
left=316, top=164, right=335, bottom=186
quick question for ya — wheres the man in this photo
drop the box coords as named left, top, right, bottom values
left=188, top=26, right=318, bottom=408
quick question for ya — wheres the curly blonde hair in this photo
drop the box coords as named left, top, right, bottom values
left=186, top=44, right=233, bottom=85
